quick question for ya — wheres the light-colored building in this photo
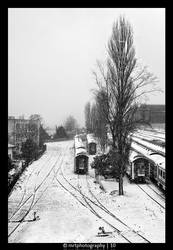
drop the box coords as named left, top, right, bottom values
left=136, top=104, right=165, bottom=123
left=8, top=116, right=40, bottom=151
left=8, top=144, right=15, bottom=160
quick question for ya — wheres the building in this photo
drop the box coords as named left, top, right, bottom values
left=8, top=116, right=40, bottom=151
left=8, top=144, right=16, bottom=160
left=136, top=104, right=165, bottom=124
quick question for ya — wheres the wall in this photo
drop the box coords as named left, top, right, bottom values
left=8, top=118, right=40, bottom=150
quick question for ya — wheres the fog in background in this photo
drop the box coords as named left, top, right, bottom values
left=8, top=8, right=165, bottom=128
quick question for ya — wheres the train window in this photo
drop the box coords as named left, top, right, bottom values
left=159, top=169, right=162, bottom=177
left=163, top=171, right=165, bottom=179
left=160, top=170, right=162, bottom=177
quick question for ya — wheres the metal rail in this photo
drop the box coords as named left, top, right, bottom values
left=8, top=152, right=63, bottom=238
left=8, top=153, right=54, bottom=221
left=59, top=164, right=151, bottom=243
left=147, top=184, right=165, bottom=200
left=136, top=184, right=165, bottom=209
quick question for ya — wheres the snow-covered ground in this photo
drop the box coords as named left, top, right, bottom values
left=8, top=140, right=165, bottom=243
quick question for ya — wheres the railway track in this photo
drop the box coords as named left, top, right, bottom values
left=79, top=175, right=151, bottom=243
left=8, top=151, right=64, bottom=239
left=55, top=162, right=151, bottom=243
left=53, top=165, right=129, bottom=242
left=53, top=170, right=87, bottom=209
left=147, top=183, right=165, bottom=200
left=77, top=175, right=131, bottom=243
left=136, top=183, right=165, bottom=210
left=8, top=152, right=55, bottom=221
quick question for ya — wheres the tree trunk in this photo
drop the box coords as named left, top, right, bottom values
left=119, top=171, right=124, bottom=195
left=95, top=169, right=99, bottom=183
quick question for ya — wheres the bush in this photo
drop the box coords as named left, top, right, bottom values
left=91, top=150, right=120, bottom=177
left=8, top=156, right=14, bottom=171
left=21, top=138, right=38, bottom=164
left=53, top=126, right=67, bottom=139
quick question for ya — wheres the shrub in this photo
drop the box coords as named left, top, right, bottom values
left=21, top=138, right=38, bottom=164
left=91, top=150, right=120, bottom=177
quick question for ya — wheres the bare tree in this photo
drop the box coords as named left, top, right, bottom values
left=29, top=114, right=43, bottom=123
left=93, top=17, right=159, bottom=195
left=93, top=92, right=108, bottom=152
left=84, top=102, right=92, bottom=133
left=84, top=99, right=107, bottom=151
left=64, top=115, right=78, bottom=132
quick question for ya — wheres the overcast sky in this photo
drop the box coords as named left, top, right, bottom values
left=8, top=8, right=165, bottom=127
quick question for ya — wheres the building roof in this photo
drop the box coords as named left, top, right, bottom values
left=129, top=150, right=148, bottom=162
left=148, top=153, right=165, bottom=169
left=8, top=144, right=16, bottom=148
left=139, top=104, right=165, bottom=111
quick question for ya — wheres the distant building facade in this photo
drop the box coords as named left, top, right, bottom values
left=8, top=116, right=40, bottom=151
left=136, top=104, right=165, bottom=124
left=8, top=144, right=16, bottom=160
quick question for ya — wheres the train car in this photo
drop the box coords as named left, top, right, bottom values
left=127, top=151, right=149, bottom=183
left=157, top=162, right=165, bottom=190
left=74, top=136, right=85, bottom=150
left=86, top=134, right=97, bottom=155
left=74, top=148, right=89, bottom=174
left=74, top=136, right=88, bottom=174
left=148, top=153, right=165, bottom=190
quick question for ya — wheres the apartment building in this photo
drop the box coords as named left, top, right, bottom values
left=8, top=116, right=40, bottom=151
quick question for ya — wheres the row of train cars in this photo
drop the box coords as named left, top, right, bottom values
left=73, top=133, right=165, bottom=190
left=74, top=134, right=96, bottom=174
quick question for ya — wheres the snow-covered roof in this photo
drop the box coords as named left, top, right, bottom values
left=159, top=161, right=165, bottom=170
left=74, top=137, right=85, bottom=149
left=75, top=147, right=88, bottom=157
left=129, top=151, right=147, bottom=162
left=132, top=136, right=165, bottom=155
left=8, top=144, right=15, bottom=148
left=87, top=138, right=96, bottom=144
left=149, top=154, right=165, bottom=169
left=87, top=134, right=96, bottom=144
left=131, top=142, right=153, bottom=156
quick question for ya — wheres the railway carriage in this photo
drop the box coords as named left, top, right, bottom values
left=148, top=153, right=165, bottom=190
left=86, top=134, right=97, bottom=155
left=127, top=151, right=149, bottom=183
left=127, top=129, right=166, bottom=189
left=74, top=148, right=89, bottom=174
left=157, top=163, right=165, bottom=190
left=74, top=136, right=88, bottom=174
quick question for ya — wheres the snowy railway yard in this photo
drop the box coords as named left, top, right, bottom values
left=8, top=138, right=165, bottom=243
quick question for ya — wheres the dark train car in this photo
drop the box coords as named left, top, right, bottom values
left=87, top=134, right=97, bottom=155
left=74, top=136, right=84, bottom=148
left=127, top=151, right=149, bottom=183
left=74, top=136, right=88, bottom=174
left=74, top=147, right=88, bottom=174
left=157, top=162, right=165, bottom=190
left=148, top=153, right=165, bottom=190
